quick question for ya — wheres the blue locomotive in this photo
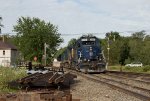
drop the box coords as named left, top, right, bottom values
left=58, top=35, right=106, bottom=73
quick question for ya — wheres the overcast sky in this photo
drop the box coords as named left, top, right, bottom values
left=0, top=0, right=150, bottom=47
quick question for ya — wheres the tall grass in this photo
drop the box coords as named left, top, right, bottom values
left=109, top=65, right=150, bottom=73
left=0, top=67, right=27, bottom=93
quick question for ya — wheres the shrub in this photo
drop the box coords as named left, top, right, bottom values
left=0, top=67, right=27, bottom=93
left=142, top=66, right=150, bottom=72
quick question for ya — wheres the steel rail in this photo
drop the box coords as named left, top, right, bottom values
left=105, top=73, right=150, bottom=84
left=93, top=74, right=150, bottom=96
left=107, top=71, right=150, bottom=77
left=69, top=70, right=150, bottom=101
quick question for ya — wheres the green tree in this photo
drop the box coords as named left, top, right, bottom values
left=106, top=31, right=121, bottom=41
left=68, top=38, right=76, bottom=46
left=129, top=31, right=148, bottom=65
left=132, top=30, right=145, bottom=39
left=129, top=34, right=150, bottom=65
left=104, top=31, right=121, bottom=65
left=102, top=31, right=150, bottom=66
left=54, top=47, right=67, bottom=59
left=119, top=42, right=130, bottom=65
left=13, top=17, right=63, bottom=63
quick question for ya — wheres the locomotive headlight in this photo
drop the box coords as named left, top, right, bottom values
left=90, top=47, right=92, bottom=51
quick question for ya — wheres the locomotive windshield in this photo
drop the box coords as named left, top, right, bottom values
left=82, top=41, right=95, bottom=45
left=81, top=38, right=96, bottom=45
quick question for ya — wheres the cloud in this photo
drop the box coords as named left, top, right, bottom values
left=0, top=0, right=150, bottom=46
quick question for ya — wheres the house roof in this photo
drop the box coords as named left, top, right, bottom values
left=0, top=41, right=17, bottom=50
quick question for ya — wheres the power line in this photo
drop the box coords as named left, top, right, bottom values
left=0, top=29, right=150, bottom=36
left=60, top=30, right=150, bottom=36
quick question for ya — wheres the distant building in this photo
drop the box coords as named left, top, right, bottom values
left=0, top=41, right=17, bottom=67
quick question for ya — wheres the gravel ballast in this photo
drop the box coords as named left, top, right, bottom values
left=70, top=76, right=143, bottom=101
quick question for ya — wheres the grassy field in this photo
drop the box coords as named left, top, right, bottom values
left=108, top=65, right=150, bottom=73
left=0, top=67, right=27, bottom=93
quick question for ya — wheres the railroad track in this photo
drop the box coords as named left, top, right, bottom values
left=67, top=69, right=150, bottom=101
left=104, top=72, right=150, bottom=84
left=93, top=74, right=150, bottom=97
left=99, top=73, right=150, bottom=90
left=107, top=71, right=150, bottom=82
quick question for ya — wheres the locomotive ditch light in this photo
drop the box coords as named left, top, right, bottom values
left=90, top=47, right=92, bottom=51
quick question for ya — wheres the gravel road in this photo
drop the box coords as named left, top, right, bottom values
left=70, top=75, right=143, bottom=101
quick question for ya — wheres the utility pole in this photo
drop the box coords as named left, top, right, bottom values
left=0, top=16, right=2, bottom=34
left=106, top=32, right=111, bottom=70
left=44, top=43, right=47, bottom=66
left=44, top=43, right=49, bottom=66
left=107, top=36, right=110, bottom=70
left=143, top=35, right=146, bottom=41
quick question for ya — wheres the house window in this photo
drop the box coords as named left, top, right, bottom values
left=3, top=50, right=5, bottom=55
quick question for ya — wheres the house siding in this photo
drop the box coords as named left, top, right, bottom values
left=0, top=50, right=11, bottom=67
left=11, top=50, right=18, bottom=66
left=0, top=49, right=18, bottom=67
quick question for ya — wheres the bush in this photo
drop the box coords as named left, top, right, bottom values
left=142, top=66, right=150, bottom=72
left=0, top=67, right=27, bottom=93
left=109, top=65, right=150, bottom=73
left=124, top=66, right=143, bottom=72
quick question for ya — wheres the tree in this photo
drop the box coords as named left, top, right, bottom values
left=106, top=31, right=121, bottom=41
left=13, top=17, right=63, bottom=63
left=129, top=34, right=150, bottom=65
left=119, top=42, right=130, bottom=66
left=0, top=16, right=3, bottom=33
left=54, top=47, right=67, bottom=60
left=132, top=30, right=146, bottom=39
left=104, top=31, right=121, bottom=65
left=68, top=38, right=76, bottom=46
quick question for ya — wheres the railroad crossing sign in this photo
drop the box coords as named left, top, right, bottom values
left=34, top=56, right=37, bottom=61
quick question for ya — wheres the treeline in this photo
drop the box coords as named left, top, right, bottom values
left=57, top=31, right=150, bottom=66
left=101, top=31, right=150, bottom=65
left=1, top=17, right=150, bottom=66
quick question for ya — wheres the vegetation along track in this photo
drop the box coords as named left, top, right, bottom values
left=67, top=69, right=150, bottom=101
left=107, top=71, right=150, bottom=82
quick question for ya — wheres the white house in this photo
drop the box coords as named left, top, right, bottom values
left=0, top=41, right=17, bottom=67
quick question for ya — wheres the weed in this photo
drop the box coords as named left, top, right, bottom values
left=0, top=67, right=27, bottom=93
